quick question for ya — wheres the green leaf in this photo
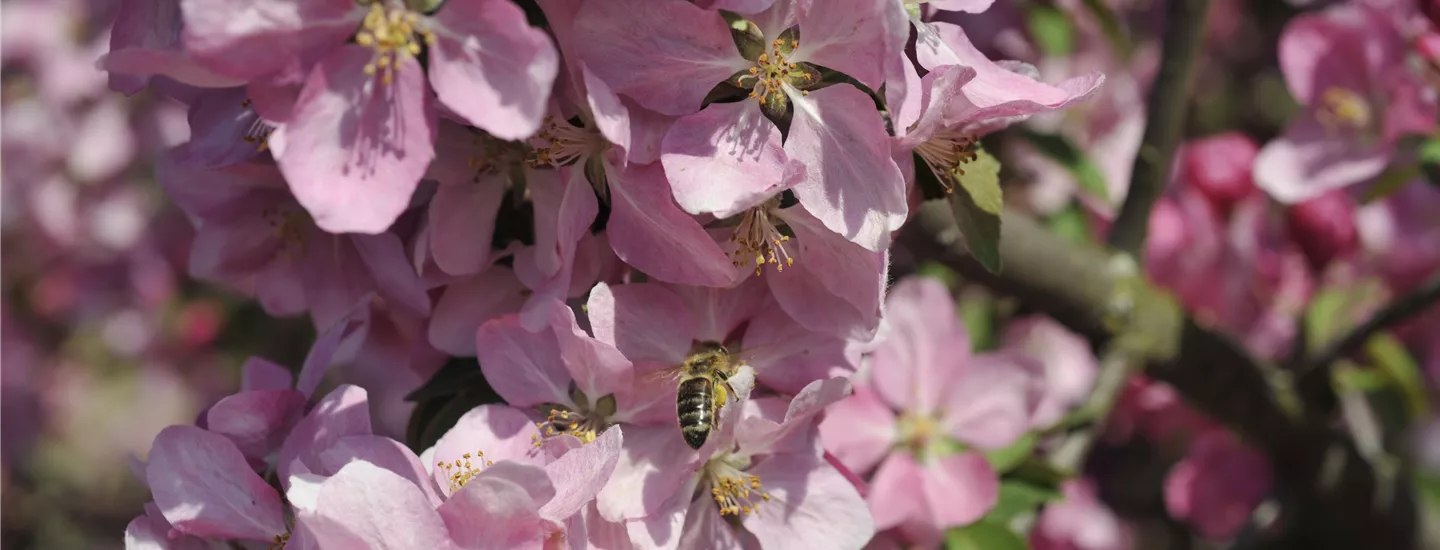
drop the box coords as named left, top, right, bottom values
left=946, top=520, right=1029, bottom=550
left=1419, top=137, right=1440, bottom=188
left=917, top=260, right=961, bottom=290
left=1019, top=131, right=1109, bottom=202
left=958, top=287, right=997, bottom=353
left=987, top=479, right=1062, bottom=523
left=1025, top=5, right=1074, bottom=57
left=1367, top=333, right=1432, bottom=420
left=951, top=148, right=1004, bottom=273
left=984, top=432, right=1038, bottom=473
left=1362, top=164, right=1422, bottom=204
left=1304, top=281, right=1386, bottom=354
left=1009, top=456, right=1073, bottom=486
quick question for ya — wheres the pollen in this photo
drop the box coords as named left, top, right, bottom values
left=914, top=130, right=979, bottom=193
left=735, top=37, right=816, bottom=114
left=528, top=116, right=612, bottom=196
left=706, top=461, right=771, bottom=517
left=268, top=533, right=291, bottom=550
left=354, top=2, right=435, bottom=86
left=438, top=449, right=494, bottom=493
left=1316, top=88, right=1373, bottom=133
left=532, top=405, right=601, bottom=447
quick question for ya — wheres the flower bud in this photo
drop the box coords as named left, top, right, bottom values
left=1284, top=189, right=1359, bottom=270
left=1178, top=132, right=1259, bottom=214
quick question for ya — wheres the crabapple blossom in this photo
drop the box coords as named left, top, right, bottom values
left=1164, top=429, right=1273, bottom=540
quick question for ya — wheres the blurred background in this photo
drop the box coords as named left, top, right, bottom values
left=2, top=0, right=1438, bottom=548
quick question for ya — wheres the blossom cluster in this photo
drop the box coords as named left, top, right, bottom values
left=97, top=0, right=1114, bottom=548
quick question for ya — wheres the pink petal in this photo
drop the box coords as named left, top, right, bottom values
left=742, top=304, right=859, bottom=393
left=582, top=65, right=634, bottom=156
left=1277, top=7, right=1397, bottom=106
left=767, top=204, right=887, bottom=338
left=429, top=0, right=559, bottom=140
left=548, top=301, right=635, bottom=401
left=296, top=299, right=370, bottom=399
left=743, top=453, right=874, bottom=550
left=922, top=452, right=1000, bottom=528
left=429, top=180, right=504, bottom=276
left=171, top=89, right=267, bottom=169
left=868, top=277, right=969, bottom=415
left=586, top=282, right=695, bottom=367
left=595, top=425, right=701, bottom=521
left=866, top=452, right=927, bottom=530
left=624, top=99, right=676, bottom=165
left=919, top=22, right=1103, bottom=124
left=146, top=425, right=287, bottom=541
left=786, top=85, right=908, bottom=251
left=515, top=167, right=598, bottom=330
left=429, top=266, right=527, bottom=356
left=475, top=311, right=579, bottom=408
left=429, top=405, right=545, bottom=495
left=241, top=357, right=293, bottom=391
left=306, top=461, right=456, bottom=549
left=1254, top=115, right=1391, bottom=204
left=98, top=49, right=248, bottom=90
left=576, top=0, right=750, bottom=116
left=929, top=0, right=995, bottom=12
left=677, top=492, right=741, bottom=549
left=438, top=461, right=555, bottom=549
left=607, top=163, right=739, bottom=287
left=539, top=426, right=623, bottom=521
left=270, top=46, right=437, bottom=234
left=792, top=0, right=908, bottom=92
left=1003, top=317, right=1098, bottom=429
left=894, top=65, right=976, bottom=147
left=278, top=384, right=372, bottom=491
left=180, top=0, right=358, bottom=81
left=317, top=435, right=443, bottom=507
left=205, top=389, right=306, bottom=460
left=351, top=232, right=433, bottom=317
left=669, top=276, right=770, bottom=343
left=940, top=352, right=1044, bottom=449
left=818, top=386, right=898, bottom=474
left=663, top=101, right=800, bottom=218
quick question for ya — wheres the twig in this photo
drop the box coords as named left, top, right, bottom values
left=1300, top=273, right=1440, bottom=379
left=1105, top=0, right=1211, bottom=256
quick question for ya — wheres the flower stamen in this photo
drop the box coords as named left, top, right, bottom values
left=354, top=2, right=435, bottom=86
left=1316, top=88, right=1373, bottom=133
left=705, top=461, right=770, bottom=516
left=914, top=130, right=978, bottom=193
left=531, top=405, right=603, bottom=447
left=730, top=199, right=794, bottom=276
left=438, top=449, right=494, bottom=493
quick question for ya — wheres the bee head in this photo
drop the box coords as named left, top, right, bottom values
left=682, top=341, right=731, bottom=374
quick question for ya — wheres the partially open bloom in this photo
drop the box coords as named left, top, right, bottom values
left=1030, top=479, right=1132, bottom=550
left=1255, top=4, right=1438, bottom=203
left=1164, top=429, right=1272, bottom=540
left=821, top=277, right=1044, bottom=547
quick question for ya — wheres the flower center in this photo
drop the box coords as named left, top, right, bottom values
left=730, top=198, right=794, bottom=276
left=736, top=36, right=818, bottom=115
left=1316, top=88, right=1373, bottom=133
left=438, top=448, right=494, bottom=493
left=238, top=98, right=274, bottom=152
left=704, top=457, right=770, bottom=516
left=896, top=412, right=941, bottom=457
left=529, top=116, right=612, bottom=196
left=914, top=129, right=978, bottom=194
left=261, top=205, right=308, bottom=256
left=354, top=2, right=434, bottom=85
left=531, top=392, right=616, bottom=447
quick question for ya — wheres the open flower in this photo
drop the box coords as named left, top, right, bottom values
left=820, top=277, right=1044, bottom=548
left=175, top=0, right=560, bottom=233
left=1031, top=479, right=1132, bottom=550
left=1255, top=4, right=1438, bottom=203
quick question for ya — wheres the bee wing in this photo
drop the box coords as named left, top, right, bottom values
left=636, top=365, right=687, bottom=386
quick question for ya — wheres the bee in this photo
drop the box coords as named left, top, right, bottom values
left=674, top=341, right=739, bottom=449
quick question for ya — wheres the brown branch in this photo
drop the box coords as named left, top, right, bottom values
left=1106, top=0, right=1211, bottom=256
left=900, top=202, right=1415, bottom=549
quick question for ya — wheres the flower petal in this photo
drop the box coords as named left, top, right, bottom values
left=429, top=180, right=504, bottom=276
left=607, top=163, right=738, bottom=287
left=922, top=452, right=1000, bottom=528
left=146, top=425, right=287, bottom=541
left=576, top=0, right=749, bottom=115
left=792, top=0, right=908, bottom=92
left=476, top=311, right=578, bottom=408
left=596, top=425, right=701, bottom=521
left=181, top=0, right=357, bottom=81
left=743, top=452, right=874, bottom=550
left=586, top=282, right=694, bottom=367
left=742, top=304, right=859, bottom=393
left=429, top=266, right=527, bottom=356
left=940, top=352, right=1045, bottom=450
left=429, top=0, right=559, bottom=140
left=306, top=461, right=455, bottom=549
left=868, top=277, right=969, bottom=415
left=662, top=101, right=798, bottom=218
left=785, top=85, right=907, bottom=251
left=429, top=404, right=546, bottom=495
left=278, top=384, right=372, bottom=491
left=818, top=385, right=897, bottom=474
left=318, top=434, right=444, bottom=507
left=767, top=204, right=887, bottom=338
left=270, top=46, right=437, bottom=234
left=865, top=452, right=927, bottom=530
left=205, top=389, right=306, bottom=461
left=1254, top=115, right=1391, bottom=204
left=539, top=426, right=623, bottom=521
left=438, top=461, right=555, bottom=549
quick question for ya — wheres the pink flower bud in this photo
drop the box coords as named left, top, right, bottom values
left=1178, top=133, right=1260, bottom=214
left=1284, top=190, right=1359, bottom=270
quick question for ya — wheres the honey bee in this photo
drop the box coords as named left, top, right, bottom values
left=673, top=341, right=739, bottom=449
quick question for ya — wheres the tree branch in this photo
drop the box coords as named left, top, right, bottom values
left=1106, top=0, right=1210, bottom=256
left=899, top=202, right=1414, bottom=549
left=1301, top=273, right=1440, bottom=379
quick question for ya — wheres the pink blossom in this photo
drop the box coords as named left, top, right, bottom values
left=1030, top=479, right=1132, bottom=550
left=143, top=424, right=289, bottom=543
left=157, top=150, right=430, bottom=331
left=1164, top=429, right=1273, bottom=540
left=1255, top=4, right=1438, bottom=203
left=172, top=0, right=559, bottom=233
left=99, top=0, right=247, bottom=95
left=820, top=277, right=1044, bottom=547
left=1284, top=189, right=1360, bottom=270
left=1356, top=181, right=1440, bottom=293
left=581, top=0, right=912, bottom=252
left=1105, top=376, right=1213, bottom=447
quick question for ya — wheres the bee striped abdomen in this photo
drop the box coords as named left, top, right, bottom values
left=677, top=377, right=714, bottom=449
